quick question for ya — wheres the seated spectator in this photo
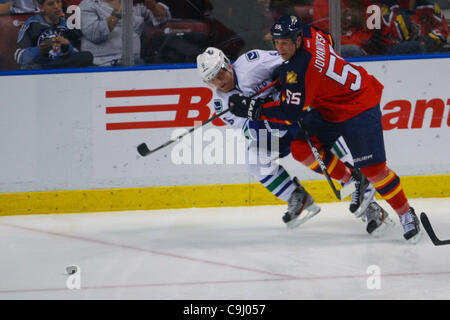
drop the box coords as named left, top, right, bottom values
left=0, top=0, right=39, bottom=15
left=410, top=0, right=449, bottom=52
left=364, top=0, right=426, bottom=55
left=15, top=0, right=93, bottom=69
left=359, top=0, right=448, bottom=55
left=79, top=0, right=171, bottom=66
left=133, top=0, right=170, bottom=36
left=340, top=2, right=373, bottom=57
left=141, top=0, right=244, bottom=62
left=312, top=0, right=374, bottom=57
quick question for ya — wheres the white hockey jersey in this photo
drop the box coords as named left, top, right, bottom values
left=213, top=50, right=285, bottom=139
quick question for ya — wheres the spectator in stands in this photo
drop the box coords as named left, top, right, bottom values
left=409, top=0, right=449, bottom=52
left=312, top=0, right=374, bottom=57
left=339, top=2, right=373, bottom=57
left=79, top=0, right=171, bottom=66
left=0, top=0, right=39, bottom=15
left=355, top=0, right=447, bottom=56
left=368, top=0, right=427, bottom=55
left=15, top=0, right=93, bottom=69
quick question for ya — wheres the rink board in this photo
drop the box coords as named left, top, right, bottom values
left=0, top=57, right=449, bottom=215
left=1, top=174, right=449, bottom=216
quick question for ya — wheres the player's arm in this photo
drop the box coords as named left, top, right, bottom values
left=228, top=90, right=300, bottom=125
left=230, top=61, right=321, bottom=124
left=268, top=50, right=324, bottom=122
left=230, top=42, right=326, bottom=122
left=260, top=86, right=305, bottom=123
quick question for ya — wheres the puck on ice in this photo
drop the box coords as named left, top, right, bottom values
left=66, top=265, right=79, bottom=274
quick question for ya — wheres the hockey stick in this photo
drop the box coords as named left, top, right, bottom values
left=298, top=118, right=355, bottom=200
left=137, top=108, right=229, bottom=156
left=420, top=212, right=450, bottom=246
left=137, top=80, right=278, bottom=157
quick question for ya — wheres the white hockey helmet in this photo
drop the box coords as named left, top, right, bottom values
left=196, top=47, right=232, bottom=83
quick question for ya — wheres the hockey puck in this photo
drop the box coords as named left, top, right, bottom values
left=66, top=265, right=79, bottom=275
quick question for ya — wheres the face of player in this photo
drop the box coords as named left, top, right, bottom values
left=209, top=68, right=234, bottom=93
left=273, top=37, right=301, bottom=61
left=40, top=0, right=64, bottom=24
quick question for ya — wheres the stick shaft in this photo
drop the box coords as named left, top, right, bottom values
left=139, top=79, right=278, bottom=156
left=147, top=109, right=229, bottom=154
left=298, top=118, right=343, bottom=200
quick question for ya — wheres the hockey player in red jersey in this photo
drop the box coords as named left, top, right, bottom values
left=228, top=15, right=422, bottom=243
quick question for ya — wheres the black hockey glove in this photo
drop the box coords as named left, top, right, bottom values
left=229, top=94, right=263, bottom=121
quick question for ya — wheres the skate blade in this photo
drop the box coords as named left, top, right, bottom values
left=286, top=204, right=321, bottom=229
left=405, top=229, right=423, bottom=244
left=369, top=217, right=395, bottom=237
left=353, top=188, right=377, bottom=218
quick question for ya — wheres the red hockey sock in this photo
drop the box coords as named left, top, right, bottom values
left=360, top=162, right=410, bottom=215
left=290, top=139, right=352, bottom=183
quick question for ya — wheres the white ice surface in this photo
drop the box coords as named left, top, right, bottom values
left=0, top=198, right=449, bottom=300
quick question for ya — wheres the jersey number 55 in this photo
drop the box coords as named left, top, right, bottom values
left=326, top=45, right=362, bottom=91
left=286, top=89, right=302, bottom=105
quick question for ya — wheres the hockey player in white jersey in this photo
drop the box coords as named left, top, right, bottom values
left=196, top=47, right=393, bottom=234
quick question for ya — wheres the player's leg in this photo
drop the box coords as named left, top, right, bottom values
left=282, top=176, right=320, bottom=229
left=331, top=138, right=394, bottom=235
left=289, top=136, right=371, bottom=214
left=293, top=110, right=372, bottom=212
left=290, top=138, right=352, bottom=182
left=361, top=202, right=395, bottom=236
left=295, top=110, right=352, bottom=182
left=330, top=138, right=375, bottom=214
left=246, top=136, right=320, bottom=228
left=360, top=162, right=420, bottom=242
left=342, top=105, right=421, bottom=243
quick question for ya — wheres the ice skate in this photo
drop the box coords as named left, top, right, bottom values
left=349, top=168, right=372, bottom=217
left=362, top=202, right=395, bottom=237
left=399, top=207, right=422, bottom=244
left=282, top=178, right=320, bottom=229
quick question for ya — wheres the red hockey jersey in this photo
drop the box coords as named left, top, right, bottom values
left=263, top=26, right=384, bottom=123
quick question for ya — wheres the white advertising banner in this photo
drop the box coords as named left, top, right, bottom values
left=0, top=57, right=449, bottom=193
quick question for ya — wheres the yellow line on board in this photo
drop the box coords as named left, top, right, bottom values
left=0, top=175, right=449, bottom=216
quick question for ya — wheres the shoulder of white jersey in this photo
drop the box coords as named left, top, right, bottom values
left=235, top=49, right=280, bottom=64
left=259, top=50, right=284, bottom=67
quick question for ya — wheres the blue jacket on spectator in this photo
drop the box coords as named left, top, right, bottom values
left=15, top=13, right=78, bottom=67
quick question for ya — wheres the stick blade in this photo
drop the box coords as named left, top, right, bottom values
left=420, top=212, right=450, bottom=246
left=137, top=143, right=151, bottom=156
